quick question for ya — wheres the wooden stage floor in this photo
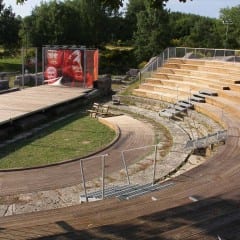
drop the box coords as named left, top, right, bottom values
left=0, top=85, right=90, bottom=125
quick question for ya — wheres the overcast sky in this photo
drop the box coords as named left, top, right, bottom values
left=5, top=0, right=240, bottom=18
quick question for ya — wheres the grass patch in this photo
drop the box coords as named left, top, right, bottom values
left=105, top=45, right=134, bottom=51
left=0, top=57, right=22, bottom=72
left=120, top=78, right=140, bottom=96
left=0, top=114, right=116, bottom=169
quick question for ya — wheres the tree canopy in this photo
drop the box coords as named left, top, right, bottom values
left=16, top=0, right=191, bottom=9
left=0, top=0, right=238, bottom=72
left=0, top=0, right=21, bottom=50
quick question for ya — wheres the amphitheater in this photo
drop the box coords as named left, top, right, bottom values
left=0, top=48, right=240, bottom=239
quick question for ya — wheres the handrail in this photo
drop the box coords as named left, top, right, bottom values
left=139, top=47, right=240, bottom=83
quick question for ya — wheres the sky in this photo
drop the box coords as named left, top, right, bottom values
left=165, top=0, right=240, bottom=19
left=6, top=0, right=41, bottom=17
left=5, top=0, right=240, bottom=19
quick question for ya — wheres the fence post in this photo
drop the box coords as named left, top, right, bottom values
left=101, top=154, right=106, bottom=200
left=35, top=47, right=38, bottom=86
left=21, top=47, right=25, bottom=89
left=121, top=151, right=131, bottom=185
left=79, top=159, right=88, bottom=202
left=152, top=145, right=158, bottom=186
left=42, top=46, right=45, bottom=85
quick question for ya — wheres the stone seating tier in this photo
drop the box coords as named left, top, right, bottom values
left=166, top=58, right=240, bottom=70
left=145, top=76, right=232, bottom=90
left=151, top=72, right=238, bottom=86
left=134, top=58, right=240, bottom=121
left=142, top=78, right=229, bottom=91
left=158, top=67, right=240, bottom=83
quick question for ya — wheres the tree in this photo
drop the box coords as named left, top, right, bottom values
left=22, top=1, right=82, bottom=47
left=16, top=0, right=191, bottom=9
left=23, top=0, right=116, bottom=48
left=0, top=1, right=21, bottom=50
left=220, top=5, right=240, bottom=49
left=125, top=0, right=146, bottom=40
left=168, top=12, right=222, bottom=48
left=183, top=17, right=222, bottom=48
left=133, top=0, right=170, bottom=62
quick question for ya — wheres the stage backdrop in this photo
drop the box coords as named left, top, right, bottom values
left=43, top=46, right=98, bottom=88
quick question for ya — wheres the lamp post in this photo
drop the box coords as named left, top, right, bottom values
left=223, top=19, right=233, bottom=49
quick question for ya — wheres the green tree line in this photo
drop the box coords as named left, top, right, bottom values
left=1, top=0, right=240, bottom=72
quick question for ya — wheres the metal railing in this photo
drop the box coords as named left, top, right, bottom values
left=79, top=142, right=189, bottom=202
left=139, top=47, right=240, bottom=83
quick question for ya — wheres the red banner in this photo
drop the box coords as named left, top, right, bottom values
left=44, top=48, right=98, bottom=88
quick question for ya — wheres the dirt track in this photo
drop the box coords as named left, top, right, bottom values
left=0, top=115, right=155, bottom=196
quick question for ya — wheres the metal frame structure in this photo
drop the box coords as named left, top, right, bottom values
left=21, top=47, right=38, bottom=88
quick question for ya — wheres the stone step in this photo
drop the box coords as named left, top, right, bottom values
left=199, top=89, right=218, bottom=96
left=152, top=72, right=238, bottom=85
left=177, top=100, right=194, bottom=109
left=158, top=67, right=240, bottom=83
left=133, top=88, right=188, bottom=103
left=164, top=62, right=240, bottom=76
left=167, top=58, right=240, bottom=71
left=146, top=77, right=230, bottom=91
left=190, top=96, right=206, bottom=103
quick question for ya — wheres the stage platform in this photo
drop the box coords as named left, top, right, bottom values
left=0, top=85, right=91, bottom=125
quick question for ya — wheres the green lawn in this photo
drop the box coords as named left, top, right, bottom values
left=0, top=114, right=116, bottom=169
left=0, top=57, right=22, bottom=72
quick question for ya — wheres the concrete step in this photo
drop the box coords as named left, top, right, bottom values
left=145, top=77, right=228, bottom=91
left=164, top=62, right=240, bottom=76
left=168, top=58, right=240, bottom=71
left=199, top=89, right=218, bottom=96
left=139, top=83, right=191, bottom=96
left=133, top=88, right=188, bottom=103
left=204, top=96, right=240, bottom=119
left=193, top=93, right=207, bottom=99
left=152, top=72, right=238, bottom=86
left=177, top=100, right=194, bottom=109
left=158, top=67, right=240, bottom=83
left=190, top=96, right=206, bottom=103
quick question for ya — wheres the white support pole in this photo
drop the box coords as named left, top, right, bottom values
left=42, top=47, right=45, bottom=83
left=121, top=151, right=131, bottom=185
left=79, top=159, right=88, bottom=202
left=101, top=155, right=106, bottom=200
left=152, top=145, right=158, bottom=186
left=35, top=48, right=38, bottom=86
left=83, top=48, right=87, bottom=88
left=21, top=47, right=25, bottom=89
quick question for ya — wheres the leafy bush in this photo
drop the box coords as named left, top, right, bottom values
left=99, top=48, right=138, bottom=75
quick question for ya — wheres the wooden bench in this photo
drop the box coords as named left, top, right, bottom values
left=88, top=102, right=100, bottom=118
left=112, top=95, right=120, bottom=105
left=88, top=103, right=109, bottom=118
left=100, top=104, right=109, bottom=116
